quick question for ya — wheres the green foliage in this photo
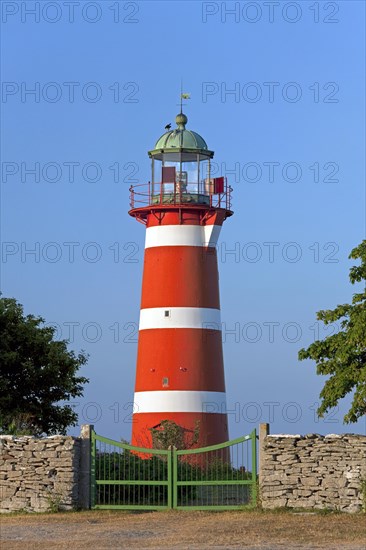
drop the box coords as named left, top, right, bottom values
left=150, top=419, right=200, bottom=450
left=45, top=489, right=64, bottom=513
left=0, top=296, right=89, bottom=435
left=203, top=457, right=251, bottom=481
left=298, top=241, right=366, bottom=423
left=6, top=413, right=37, bottom=436
left=95, top=449, right=173, bottom=506
left=95, top=446, right=253, bottom=507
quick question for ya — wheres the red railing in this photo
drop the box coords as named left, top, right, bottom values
left=129, top=179, right=232, bottom=211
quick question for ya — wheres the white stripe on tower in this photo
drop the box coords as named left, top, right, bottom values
left=139, top=307, right=221, bottom=331
left=133, top=390, right=227, bottom=414
left=145, top=224, right=222, bottom=249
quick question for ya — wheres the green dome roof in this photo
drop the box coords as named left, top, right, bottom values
left=154, top=113, right=208, bottom=151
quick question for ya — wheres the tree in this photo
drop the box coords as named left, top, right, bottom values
left=149, top=419, right=200, bottom=450
left=298, top=241, right=366, bottom=423
left=0, top=297, right=89, bottom=435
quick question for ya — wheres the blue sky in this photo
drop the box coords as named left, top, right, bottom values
left=1, top=0, right=365, bottom=439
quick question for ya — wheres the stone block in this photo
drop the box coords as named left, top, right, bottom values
left=300, top=477, right=320, bottom=487
left=342, top=503, right=361, bottom=513
left=293, top=489, right=313, bottom=497
left=262, top=473, right=283, bottom=483
left=2, top=464, right=15, bottom=471
left=321, top=478, right=346, bottom=489
left=262, top=498, right=288, bottom=508
left=343, top=489, right=357, bottom=497
left=0, top=486, right=17, bottom=499
left=6, top=470, right=22, bottom=478
left=261, top=489, right=288, bottom=498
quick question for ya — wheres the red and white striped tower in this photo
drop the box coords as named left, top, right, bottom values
left=129, top=111, right=233, bottom=448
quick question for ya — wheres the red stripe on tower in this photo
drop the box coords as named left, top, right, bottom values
left=129, top=110, right=233, bottom=449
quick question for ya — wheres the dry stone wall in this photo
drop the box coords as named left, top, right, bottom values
left=2, top=426, right=365, bottom=513
left=0, top=435, right=81, bottom=513
left=260, top=433, right=366, bottom=513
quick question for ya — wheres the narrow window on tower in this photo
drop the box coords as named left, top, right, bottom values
left=162, top=377, right=169, bottom=387
left=164, top=310, right=171, bottom=318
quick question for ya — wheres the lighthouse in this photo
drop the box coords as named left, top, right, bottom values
left=129, top=109, right=233, bottom=449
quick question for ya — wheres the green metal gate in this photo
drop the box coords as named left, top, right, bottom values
left=91, top=429, right=257, bottom=510
left=173, top=431, right=257, bottom=509
left=91, top=432, right=172, bottom=510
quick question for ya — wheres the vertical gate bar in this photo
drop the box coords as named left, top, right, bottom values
left=90, top=430, right=96, bottom=508
left=153, top=454, right=155, bottom=508
left=141, top=458, right=145, bottom=504
left=205, top=451, right=208, bottom=507
left=190, top=454, right=193, bottom=507
left=236, top=443, right=238, bottom=505
left=123, top=447, right=126, bottom=505
left=205, top=449, right=208, bottom=507
left=97, top=439, right=100, bottom=506
left=164, top=446, right=173, bottom=508
left=122, top=447, right=125, bottom=506
left=170, top=447, right=175, bottom=509
left=247, top=439, right=249, bottom=483
left=167, top=450, right=169, bottom=507
left=251, top=429, right=257, bottom=506
left=237, top=441, right=239, bottom=472
left=133, top=452, right=136, bottom=506
left=118, top=448, right=121, bottom=505
left=112, top=447, right=115, bottom=505
left=241, top=441, right=243, bottom=504
left=109, top=445, right=112, bottom=505
left=107, top=445, right=113, bottom=504
left=104, top=442, right=106, bottom=505
left=141, top=451, right=144, bottom=507
left=101, top=441, right=104, bottom=505
left=105, top=443, right=107, bottom=506
left=189, top=455, right=192, bottom=507
left=154, top=455, right=160, bottom=506
left=215, top=449, right=217, bottom=507
left=113, top=445, right=115, bottom=504
left=107, top=443, right=110, bottom=506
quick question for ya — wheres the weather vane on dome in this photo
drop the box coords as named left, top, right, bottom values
left=165, top=87, right=190, bottom=131
left=177, top=81, right=191, bottom=113
left=180, top=91, right=190, bottom=109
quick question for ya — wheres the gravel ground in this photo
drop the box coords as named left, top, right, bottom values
left=0, top=510, right=365, bottom=549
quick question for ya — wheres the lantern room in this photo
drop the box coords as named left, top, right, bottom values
left=149, top=112, right=214, bottom=204
left=129, top=111, right=232, bottom=215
